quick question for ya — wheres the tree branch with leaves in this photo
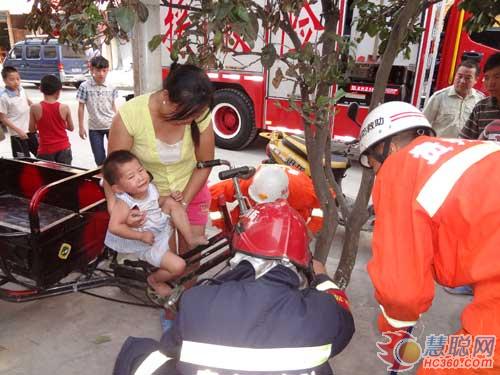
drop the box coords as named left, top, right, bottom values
left=24, top=0, right=498, bottom=289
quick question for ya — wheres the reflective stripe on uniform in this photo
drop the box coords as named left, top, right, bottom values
left=179, top=340, right=332, bottom=371
left=416, top=142, right=500, bottom=217
left=134, top=350, right=172, bottom=375
left=316, top=280, right=340, bottom=291
left=311, top=208, right=323, bottom=218
left=380, top=305, right=418, bottom=329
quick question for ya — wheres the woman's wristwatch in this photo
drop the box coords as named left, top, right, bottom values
left=181, top=201, right=188, bottom=208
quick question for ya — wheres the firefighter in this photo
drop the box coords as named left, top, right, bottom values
left=209, top=164, right=324, bottom=233
left=359, top=101, right=500, bottom=374
left=113, top=200, right=354, bottom=375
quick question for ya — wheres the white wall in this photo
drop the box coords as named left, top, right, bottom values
left=0, top=2, right=32, bottom=15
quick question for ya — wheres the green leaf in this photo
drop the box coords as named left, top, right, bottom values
left=299, top=42, right=314, bottom=63
left=285, top=66, right=298, bottom=78
left=261, top=44, right=277, bottom=69
left=136, top=1, right=149, bottom=23
left=333, top=88, right=346, bottom=103
left=170, top=41, right=179, bottom=61
left=215, top=2, right=233, bottom=21
left=366, top=22, right=378, bottom=37
left=214, top=30, right=223, bottom=49
left=113, top=7, right=136, bottom=33
left=234, top=5, right=250, bottom=23
left=148, top=34, right=164, bottom=52
left=316, top=95, right=330, bottom=107
left=93, top=335, right=111, bottom=345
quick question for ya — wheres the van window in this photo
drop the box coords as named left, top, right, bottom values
left=9, top=46, right=22, bottom=59
left=61, top=45, right=86, bottom=59
left=43, top=46, right=57, bottom=59
left=26, top=46, right=41, bottom=59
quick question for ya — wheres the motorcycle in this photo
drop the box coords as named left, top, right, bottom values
left=259, top=131, right=352, bottom=187
left=259, top=103, right=375, bottom=230
left=260, top=103, right=363, bottom=186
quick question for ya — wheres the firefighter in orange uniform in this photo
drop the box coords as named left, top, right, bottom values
left=359, top=101, right=500, bottom=374
left=209, top=164, right=324, bottom=233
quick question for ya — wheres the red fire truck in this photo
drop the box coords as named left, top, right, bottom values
left=161, top=0, right=499, bottom=150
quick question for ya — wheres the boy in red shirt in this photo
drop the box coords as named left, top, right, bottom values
left=29, top=75, right=74, bottom=164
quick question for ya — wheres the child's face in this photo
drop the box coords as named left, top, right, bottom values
left=91, top=67, right=109, bottom=85
left=113, top=159, right=150, bottom=197
left=3, top=72, right=21, bottom=91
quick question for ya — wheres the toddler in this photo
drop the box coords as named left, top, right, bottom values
left=102, top=150, right=207, bottom=296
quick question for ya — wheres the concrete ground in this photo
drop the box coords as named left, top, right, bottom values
left=0, top=87, right=470, bottom=374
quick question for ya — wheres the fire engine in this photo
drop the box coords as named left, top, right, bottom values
left=160, top=0, right=499, bottom=150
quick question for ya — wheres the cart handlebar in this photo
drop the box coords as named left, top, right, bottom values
left=219, top=166, right=255, bottom=181
left=197, top=159, right=230, bottom=169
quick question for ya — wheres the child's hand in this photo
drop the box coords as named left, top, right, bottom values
left=170, top=191, right=183, bottom=202
left=79, top=127, right=87, bottom=140
left=140, top=231, right=155, bottom=245
left=126, top=207, right=146, bottom=227
left=17, top=130, right=28, bottom=140
left=312, top=259, right=327, bottom=275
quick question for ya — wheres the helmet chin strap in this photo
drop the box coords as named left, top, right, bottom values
left=370, top=137, right=393, bottom=166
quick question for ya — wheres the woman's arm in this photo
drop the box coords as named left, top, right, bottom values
left=108, top=113, right=134, bottom=152
left=104, top=114, right=134, bottom=212
left=182, top=123, right=215, bottom=204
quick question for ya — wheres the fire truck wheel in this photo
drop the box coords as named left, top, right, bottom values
left=212, top=89, right=257, bottom=150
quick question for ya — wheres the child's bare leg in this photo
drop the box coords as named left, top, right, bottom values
left=147, top=269, right=174, bottom=296
left=162, top=197, right=208, bottom=248
left=147, top=251, right=186, bottom=297
left=178, top=223, right=206, bottom=289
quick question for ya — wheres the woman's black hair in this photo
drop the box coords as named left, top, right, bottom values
left=163, top=63, right=214, bottom=146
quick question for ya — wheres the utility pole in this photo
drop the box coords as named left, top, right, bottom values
left=132, top=0, right=162, bottom=95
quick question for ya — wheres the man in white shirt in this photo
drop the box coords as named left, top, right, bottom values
left=423, top=60, right=484, bottom=137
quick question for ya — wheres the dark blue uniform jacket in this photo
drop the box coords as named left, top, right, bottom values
left=114, top=261, right=355, bottom=375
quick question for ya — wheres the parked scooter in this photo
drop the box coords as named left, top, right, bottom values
left=259, top=103, right=374, bottom=230
left=259, top=131, right=351, bottom=187
left=261, top=103, right=362, bottom=181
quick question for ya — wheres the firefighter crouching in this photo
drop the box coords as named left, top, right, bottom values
left=359, top=101, right=500, bottom=374
left=113, top=200, right=354, bottom=375
left=209, top=164, right=325, bottom=234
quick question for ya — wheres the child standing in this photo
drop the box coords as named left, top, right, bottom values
left=77, top=56, right=117, bottom=166
left=29, top=75, right=74, bottom=164
left=102, top=150, right=208, bottom=297
left=0, top=66, right=38, bottom=157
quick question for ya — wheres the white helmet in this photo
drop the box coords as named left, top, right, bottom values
left=248, top=165, right=289, bottom=203
left=359, top=101, right=434, bottom=168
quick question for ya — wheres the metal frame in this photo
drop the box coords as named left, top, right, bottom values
left=0, top=159, right=251, bottom=307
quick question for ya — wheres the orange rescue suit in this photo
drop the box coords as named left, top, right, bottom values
left=209, top=165, right=323, bottom=233
left=368, top=136, right=500, bottom=374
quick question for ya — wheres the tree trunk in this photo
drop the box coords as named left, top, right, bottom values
left=132, top=0, right=162, bottom=95
left=309, top=0, right=340, bottom=263
left=334, top=0, right=424, bottom=289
